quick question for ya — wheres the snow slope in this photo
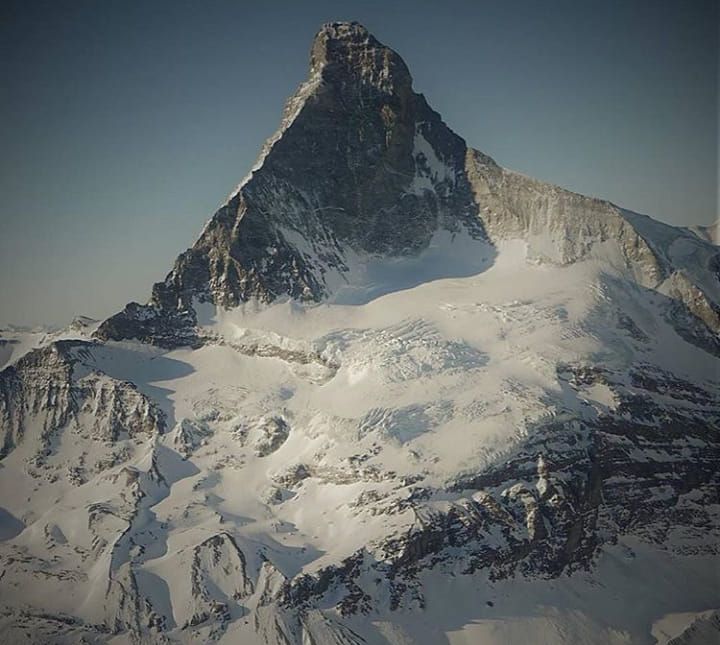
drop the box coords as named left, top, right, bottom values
left=1, top=237, right=718, bottom=643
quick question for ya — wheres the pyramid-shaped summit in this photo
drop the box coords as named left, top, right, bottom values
left=97, top=22, right=490, bottom=346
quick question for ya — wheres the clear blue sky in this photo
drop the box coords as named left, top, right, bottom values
left=1, top=0, right=717, bottom=326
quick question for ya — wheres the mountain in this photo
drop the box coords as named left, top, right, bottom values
left=1, top=22, right=718, bottom=645
left=95, top=21, right=489, bottom=348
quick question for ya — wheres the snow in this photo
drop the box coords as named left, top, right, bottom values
left=1, top=237, right=718, bottom=643
left=0, top=316, right=100, bottom=370
left=687, top=219, right=719, bottom=245
left=407, top=128, right=456, bottom=195
left=621, top=208, right=720, bottom=304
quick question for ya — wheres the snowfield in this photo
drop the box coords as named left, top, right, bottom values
left=1, top=238, right=718, bottom=644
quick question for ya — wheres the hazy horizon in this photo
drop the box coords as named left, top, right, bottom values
left=1, top=0, right=718, bottom=327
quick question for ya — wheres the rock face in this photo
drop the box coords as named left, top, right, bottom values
left=0, top=341, right=164, bottom=478
left=464, top=151, right=664, bottom=283
left=2, top=20, right=720, bottom=645
left=464, top=152, right=720, bottom=353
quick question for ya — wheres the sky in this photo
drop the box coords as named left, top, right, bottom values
left=1, top=0, right=718, bottom=327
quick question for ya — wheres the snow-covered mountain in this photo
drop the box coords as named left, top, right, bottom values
left=1, top=22, right=718, bottom=645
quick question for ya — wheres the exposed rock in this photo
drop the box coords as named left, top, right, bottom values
left=465, top=148, right=664, bottom=284
left=235, top=415, right=291, bottom=457
left=0, top=341, right=165, bottom=467
left=172, top=418, right=212, bottom=457
left=183, top=533, right=253, bottom=635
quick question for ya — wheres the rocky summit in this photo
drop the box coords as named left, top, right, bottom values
left=96, top=22, right=487, bottom=347
left=1, top=22, right=719, bottom=645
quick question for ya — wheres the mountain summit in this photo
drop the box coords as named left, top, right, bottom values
left=97, top=21, right=488, bottom=345
left=2, top=22, right=719, bottom=645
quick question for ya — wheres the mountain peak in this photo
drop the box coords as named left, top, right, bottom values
left=96, top=22, right=485, bottom=346
left=310, top=21, right=412, bottom=94
left=314, top=20, right=370, bottom=43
